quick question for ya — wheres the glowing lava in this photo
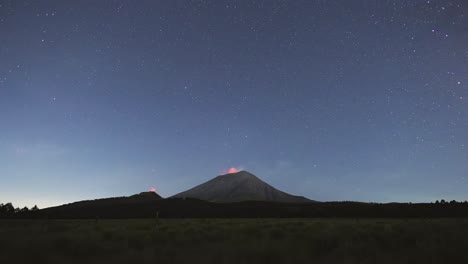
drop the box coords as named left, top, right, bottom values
left=150, top=187, right=156, bottom=193
left=228, top=167, right=239, bottom=174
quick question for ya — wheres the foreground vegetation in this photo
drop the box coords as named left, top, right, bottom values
left=1, top=218, right=468, bottom=264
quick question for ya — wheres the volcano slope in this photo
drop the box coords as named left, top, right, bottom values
left=172, top=170, right=311, bottom=203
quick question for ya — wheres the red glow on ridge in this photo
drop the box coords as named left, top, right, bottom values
left=228, top=168, right=239, bottom=174
left=150, top=187, right=156, bottom=193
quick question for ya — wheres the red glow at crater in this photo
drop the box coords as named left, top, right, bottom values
left=150, top=187, right=156, bottom=193
left=228, top=167, right=239, bottom=174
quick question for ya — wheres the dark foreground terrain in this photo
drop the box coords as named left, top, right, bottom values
left=1, top=218, right=468, bottom=264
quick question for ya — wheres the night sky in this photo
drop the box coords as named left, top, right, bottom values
left=1, top=0, right=467, bottom=208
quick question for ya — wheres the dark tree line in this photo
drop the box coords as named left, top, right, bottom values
left=0, top=203, right=39, bottom=218
left=3, top=199, right=468, bottom=219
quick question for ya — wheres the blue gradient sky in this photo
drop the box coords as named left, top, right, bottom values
left=1, top=0, right=467, bottom=208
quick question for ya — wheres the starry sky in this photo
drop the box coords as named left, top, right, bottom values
left=1, top=0, right=467, bottom=208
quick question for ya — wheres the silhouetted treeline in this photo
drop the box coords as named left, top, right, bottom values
left=4, top=198, right=468, bottom=219
left=0, top=203, right=39, bottom=218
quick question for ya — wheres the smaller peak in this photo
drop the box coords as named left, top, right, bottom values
left=138, top=191, right=157, bottom=195
left=133, top=191, right=162, bottom=199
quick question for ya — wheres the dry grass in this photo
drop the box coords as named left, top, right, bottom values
left=1, top=218, right=468, bottom=264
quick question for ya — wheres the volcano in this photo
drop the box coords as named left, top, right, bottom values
left=172, top=170, right=311, bottom=203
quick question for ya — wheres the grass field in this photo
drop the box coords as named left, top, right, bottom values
left=1, top=218, right=468, bottom=264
